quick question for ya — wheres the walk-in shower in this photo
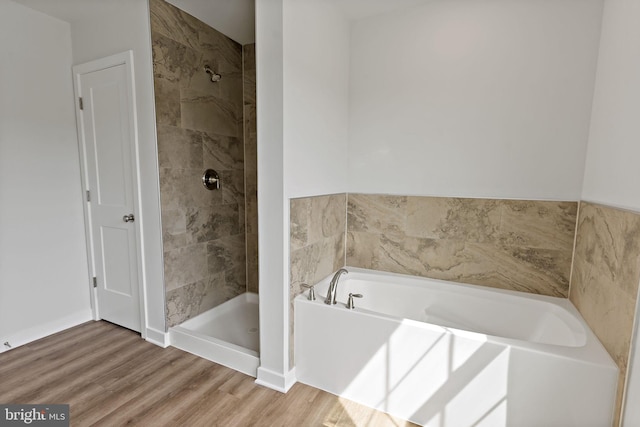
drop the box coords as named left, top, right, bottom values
left=150, top=0, right=259, bottom=375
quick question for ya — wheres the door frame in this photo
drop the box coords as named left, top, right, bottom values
left=72, top=50, right=147, bottom=337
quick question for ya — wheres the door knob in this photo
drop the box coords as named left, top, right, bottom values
left=123, top=214, right=135, bottom=223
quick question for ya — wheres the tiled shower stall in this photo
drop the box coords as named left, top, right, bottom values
left=149, top=0, right=257, bottom=328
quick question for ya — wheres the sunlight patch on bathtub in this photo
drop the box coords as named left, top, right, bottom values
left=435, top=343, right=509, bottom=427
left=339, top=325, right=509, bottom=426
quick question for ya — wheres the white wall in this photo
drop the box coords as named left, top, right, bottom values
left=583, top=1, right=640, bottom=425
left=255, top=0, right=292, bottom=391
left=348, top=0, right=603, bottom=200
left=283, top=0, right=350, bottom=198
left=0, top=1, right=92, bottom=351
left=581, top=0, right=640, bottom=213
left=69, top=0, right=166, bottom=341
left=255, top=0, right=350, bottom=390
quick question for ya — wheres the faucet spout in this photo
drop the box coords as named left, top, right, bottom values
left=325, top=268, right=349, bottom=305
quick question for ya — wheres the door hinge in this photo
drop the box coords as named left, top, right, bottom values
left=79, top=97, right=84, bottom=110
left=86, top=190, right=90, bottom=202
left=92, top=277, right=97, bottom=288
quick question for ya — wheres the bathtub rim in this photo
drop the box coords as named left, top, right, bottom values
left=297, top=267, right=616, bottom=369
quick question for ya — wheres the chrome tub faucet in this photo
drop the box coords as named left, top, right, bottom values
left=325, top=268, right=349, bottom=305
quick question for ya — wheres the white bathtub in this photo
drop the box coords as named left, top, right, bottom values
left=295, top=268, right=617, bottom=427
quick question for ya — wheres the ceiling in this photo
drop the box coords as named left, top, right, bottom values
left=13, top=0, right=256, bottom=45
left=14, top=0, right=430, bottom=47
left=171, top=0, right=431, bottom=45
left=166, top=0, right=255, bottom=45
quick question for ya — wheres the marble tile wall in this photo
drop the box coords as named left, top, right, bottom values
left=347, top=194, right=578, bottom=297
left=150, top=0, right=248, bottom=328
left=570, top=202, right=640, bottom=426
left=289, top=194, right=347, bottom=367
left=243, top=44, right=258, bottom=294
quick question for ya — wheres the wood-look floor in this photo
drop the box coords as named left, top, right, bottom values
left=0, top=321, right=418, bottom=426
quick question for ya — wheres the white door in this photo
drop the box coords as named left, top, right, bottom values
left=74, top=52, right=142, bottom=332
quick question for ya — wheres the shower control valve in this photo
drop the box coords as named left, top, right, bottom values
left=202, top=169, right=220, bottom=190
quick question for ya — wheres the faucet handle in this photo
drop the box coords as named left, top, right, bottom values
left=301, top=283, right=316, bottom=301
left=346, top=293, right=363, bottom=309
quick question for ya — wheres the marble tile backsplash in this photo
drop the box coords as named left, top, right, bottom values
left=290, top=194, right=346, bottom=291
left=244, top=43, right=258, bottom=294
left=150, top=0, right=248, bottom=328
left=347, top=194, right=577, bottom=297
left=289, top=194, right=346, bottom=367
left=570, top=202, right=640, bottom=426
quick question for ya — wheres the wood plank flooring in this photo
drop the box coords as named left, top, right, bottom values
left=0, top=321, right=418, bottom=426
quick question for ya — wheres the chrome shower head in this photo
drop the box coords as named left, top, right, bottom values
left=204, top=65, right=222, bottom=82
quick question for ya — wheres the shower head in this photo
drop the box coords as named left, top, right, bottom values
left=204, top=65, right=222, bottom=82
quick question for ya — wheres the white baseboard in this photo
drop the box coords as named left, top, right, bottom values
left=145, top=327, right=170, bottom=348
left=170, top=326, right=259, bottom=377
left=0, top=309, right=93, bottom=354
left=255, top=366, right=297, bottom=393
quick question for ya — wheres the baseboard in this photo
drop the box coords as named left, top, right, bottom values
left=0, top=309, right=93, bottom=354
left=170, top=326, right=259, bottom=377
left=145, top=327, right=170, bottom=348
left=255, top=366, right=297, bottom=393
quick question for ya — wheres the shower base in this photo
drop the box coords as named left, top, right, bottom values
left=170, top=292, right=259, bottom=377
